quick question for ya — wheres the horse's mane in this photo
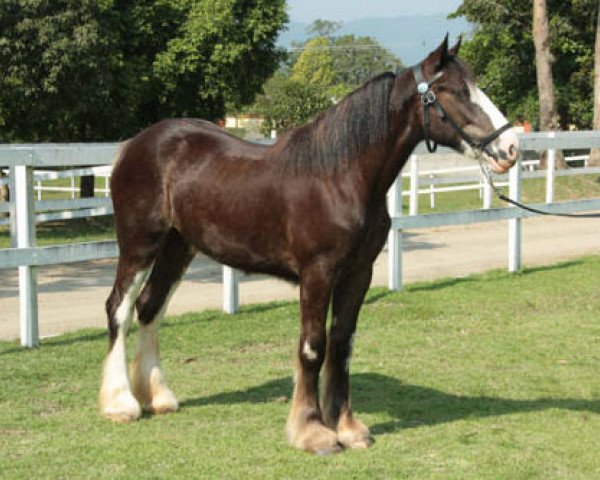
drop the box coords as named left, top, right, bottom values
left=274, top=72, right=398, bottom=173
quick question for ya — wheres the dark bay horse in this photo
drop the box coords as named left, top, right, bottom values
left=100, top=36, right=519, bottom=454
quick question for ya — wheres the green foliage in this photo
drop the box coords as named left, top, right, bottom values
left=253, top=71, right=333, bottom=131
left=0, top=0, right=287, bottom=142
left=452, top=0, right=598, bottom=129
left=153, top=0, right=287, bottom=120
left=254, top=21, right=402, bottom=132
left=291, top=34, right=402, bottom=97
left=290, top=37, right=336, bottom=86
left=305, top=19, right=342, bottom=38
left=331, top=35, right=401, bottom=90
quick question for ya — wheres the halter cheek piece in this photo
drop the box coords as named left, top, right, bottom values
left=412, top=64, right=512, bottom=157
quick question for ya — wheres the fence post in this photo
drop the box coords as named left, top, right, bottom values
left=387, top=174, right=403, bottom=291
left=8, top=166, right=17, bottom=248
left=409, top=154, right=419, bottom=216
left=508, top=157, right=522, bottom=273
left=482, top=177, right=492, bottom=209
left=545, top=136, right=556, bottom=204
left=222, top=265, right=239, bottom=314
left=15, top=161, right=39, bottom=347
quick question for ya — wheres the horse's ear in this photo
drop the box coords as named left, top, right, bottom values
left=432, top=33, right=450, bottom=71
left=449, top=36, right=462, bottom=57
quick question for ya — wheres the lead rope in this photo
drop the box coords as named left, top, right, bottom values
left=478, top=158, right=600, bottom=218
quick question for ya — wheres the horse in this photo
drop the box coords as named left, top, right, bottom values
left=99, top=36, right=519, bottom=455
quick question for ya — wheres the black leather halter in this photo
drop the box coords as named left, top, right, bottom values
left=412, top=64, right=512, bottom=157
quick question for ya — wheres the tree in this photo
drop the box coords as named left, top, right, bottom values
left=0, top=0, right=287, bottom=142
left=153, top=0, right=288, bottom=120
left=532, top=0, right=567, bottom=168
left=290, top=29, right=402, bottom=100
left=254, top=20, right=402, bottom=134
left=306, top=19, right=342, bottom=38
left=533, top=0, right=559, bottom=132
left=0, top=0, right=286, bottom=197
left=290, top=37, right=336, bottom=87
left=453, top=0, right=598, bottom=130
left=330, top=35, right=401, bottom=90
left=590, top=6, right=600, bottom=166
left=253, top=71, right=333, bottom=131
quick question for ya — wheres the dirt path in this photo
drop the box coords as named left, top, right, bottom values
left=1, top=215, right=598, bottom=341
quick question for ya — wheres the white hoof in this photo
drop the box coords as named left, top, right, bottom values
left=146, top=388, right=179, bottom=415
left=101, top=388, right=141, bottom=423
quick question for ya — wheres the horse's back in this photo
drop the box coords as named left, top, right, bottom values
left=111, top=118, right=266, bottom=204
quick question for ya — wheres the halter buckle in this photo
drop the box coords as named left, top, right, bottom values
left=420, top=90, right=436, bottom=105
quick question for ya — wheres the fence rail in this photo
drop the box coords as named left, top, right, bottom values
left=1, top=131, right=600, bottom=347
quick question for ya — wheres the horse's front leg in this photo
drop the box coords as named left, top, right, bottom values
left=287, top=262, right=341, bottom=455
left=323, top=264, right=373, bottom=449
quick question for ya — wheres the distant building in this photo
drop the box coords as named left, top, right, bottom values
left=224, top=114, right=266, bottom=139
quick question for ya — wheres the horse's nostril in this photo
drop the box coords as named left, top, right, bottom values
left=508, top=144, right=518, bottom=162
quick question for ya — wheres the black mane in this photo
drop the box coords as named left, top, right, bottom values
left=275, top=72, right=397, bottom=173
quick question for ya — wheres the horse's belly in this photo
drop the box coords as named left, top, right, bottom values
left=174, top=210, right=299, bottom=281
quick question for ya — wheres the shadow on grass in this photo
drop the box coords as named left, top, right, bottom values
left=0, top=330, right=108, bottom=356
left=521, top=259, right=587, bottom=275
left=402, top=258, right=590, bottom=295
left=180, top=373, right=600, bottom=435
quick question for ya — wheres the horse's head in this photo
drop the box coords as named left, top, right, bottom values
left=413, top=35, right=519, bottom=174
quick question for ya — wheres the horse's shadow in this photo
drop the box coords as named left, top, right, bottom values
left=180, top=373, right=600, bottom=434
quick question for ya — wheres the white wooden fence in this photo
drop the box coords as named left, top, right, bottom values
left=1, top=132, right=600, bottom=347
left=402, top=154, right=593, bottom=214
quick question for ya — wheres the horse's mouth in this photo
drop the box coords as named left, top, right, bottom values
left=484, top=143, right=519, bottom=174
left=485, top=154, right=513, bottom=174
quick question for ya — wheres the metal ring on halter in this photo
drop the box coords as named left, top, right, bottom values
left=421, top=91, right=436, bottom=105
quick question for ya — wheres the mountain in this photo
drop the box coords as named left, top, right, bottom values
left=277, top=15, right=472, bottom=66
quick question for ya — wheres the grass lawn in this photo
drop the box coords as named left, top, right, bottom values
left=2, top=256, right=600, bottom=478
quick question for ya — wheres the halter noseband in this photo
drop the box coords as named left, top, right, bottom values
left=412, top=64, right=512, bottom=157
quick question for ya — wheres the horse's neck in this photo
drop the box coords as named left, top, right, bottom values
left=356, top=101, right=422, bottom=202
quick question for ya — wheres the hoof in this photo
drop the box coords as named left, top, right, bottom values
left=338, top=431, right=373, bottom=449
left=288, top=420, right=343, bottom=455
left=337, top=416, right=373, bottom=450
left=101, top=389, right=141, bottom=423
left=145, top=388, right=179, bottom=415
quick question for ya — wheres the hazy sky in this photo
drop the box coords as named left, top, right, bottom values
left=286, top=0, right=463, bottom=23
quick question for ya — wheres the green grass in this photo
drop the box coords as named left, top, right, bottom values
left=3, top=256, right=600, bottom=478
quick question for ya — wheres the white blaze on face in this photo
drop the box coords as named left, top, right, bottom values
left=467, top=83, right=519, bottom=162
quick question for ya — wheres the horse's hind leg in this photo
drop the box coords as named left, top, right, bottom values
left=131, top=228, right=195, bottom=415
left=100, top=252, right=154, bottom=422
